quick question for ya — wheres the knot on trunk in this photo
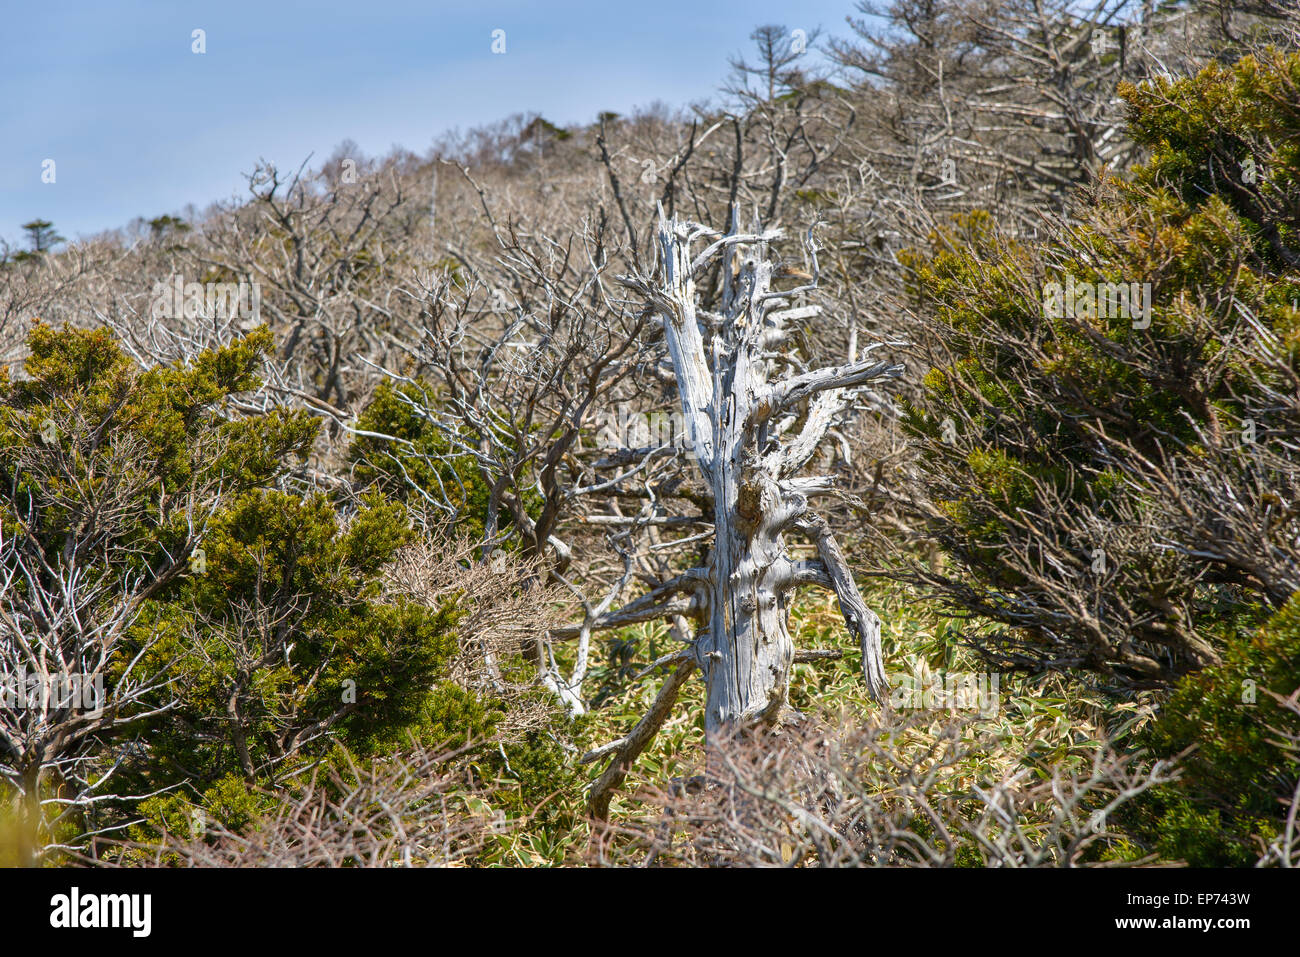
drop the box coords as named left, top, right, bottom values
left=736, top=481, right=763, bottom=524
left=736, top=471, right=781, bottom=533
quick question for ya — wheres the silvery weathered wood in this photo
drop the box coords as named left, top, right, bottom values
left=614, top=207, right=901, bottom=742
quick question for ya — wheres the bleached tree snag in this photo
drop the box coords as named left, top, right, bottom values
left=588, top=206, right=901, bottom=798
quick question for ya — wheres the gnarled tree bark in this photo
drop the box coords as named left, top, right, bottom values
left=585, top=207, right=901, bottom=815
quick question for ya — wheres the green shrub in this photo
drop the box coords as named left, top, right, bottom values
left=1130, top=593, right=1300, bottom=865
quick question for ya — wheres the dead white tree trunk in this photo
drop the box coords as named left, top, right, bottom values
left=585, top=207, right=901, bottom=814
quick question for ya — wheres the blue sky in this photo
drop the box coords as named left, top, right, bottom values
left=0, top=0, right=871, bottom=249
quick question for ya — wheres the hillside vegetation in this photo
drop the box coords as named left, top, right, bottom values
left=1, top=1, right=1298, bottom=867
